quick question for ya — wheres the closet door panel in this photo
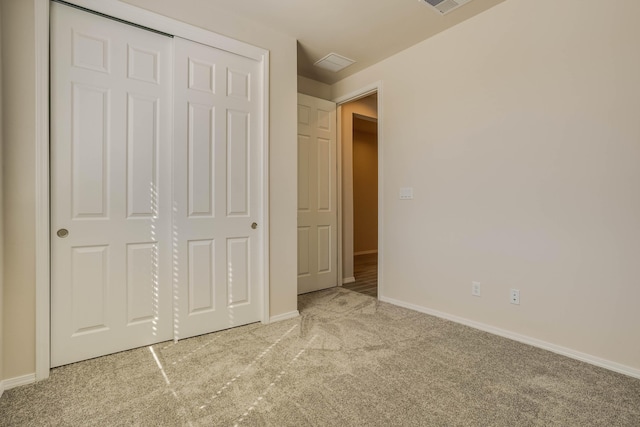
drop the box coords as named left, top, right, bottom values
left=173, top=37, right=263, bottom=339
left=51, top=2, right=173, bottom=367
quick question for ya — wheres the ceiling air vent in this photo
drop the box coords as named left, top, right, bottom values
left=419, top=0, right=473, bottom=15
left=314, top=53, right=355, bottom=73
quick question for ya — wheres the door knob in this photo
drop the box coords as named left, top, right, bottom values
left=57, top=229, right=69, bottom=238
left=251, top=222, right=258, bottom=229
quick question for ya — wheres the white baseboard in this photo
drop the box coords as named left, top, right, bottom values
left=379, top=295, right=640, bottom=380
left=342, top=277, right=355, bottom=284
left=2, top=373, right=37, bottom=391
left=269, top=310, right=300, bottom=323
left=354, top=250, right=378, bottom=256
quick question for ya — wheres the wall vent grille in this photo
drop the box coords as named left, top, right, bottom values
left=420, top=0, right=473, bottom=15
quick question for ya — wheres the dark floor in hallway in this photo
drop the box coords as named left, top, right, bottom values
left=343, top=253, right=377, bottom=298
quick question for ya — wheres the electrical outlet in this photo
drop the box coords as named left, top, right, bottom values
left=510, top=289, right=520, bottom=305
left=472, top=281, right=481, bottom=297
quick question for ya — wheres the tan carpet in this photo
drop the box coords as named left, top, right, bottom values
left=1, top=288, right=639, bottom=426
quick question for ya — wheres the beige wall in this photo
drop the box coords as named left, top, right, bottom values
left=1, top=0, right=298, bottom=380
left=353, top=129, right=378, bottom=254
left=333, top=0, right=640, bottom=371
left=340, top=96, right=377, bottom=281
left=297, top=76, right=331, bottom=100
left=2, top=0, right=37, bottom=380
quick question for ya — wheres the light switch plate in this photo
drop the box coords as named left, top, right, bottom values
left=399, top=187, right=413, bottom=200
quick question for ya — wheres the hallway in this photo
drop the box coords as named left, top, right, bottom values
left=343, top=253, right=377, bottom=298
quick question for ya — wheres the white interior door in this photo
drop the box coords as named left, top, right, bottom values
left=173, top=37, right=264, bottom=339
left=51, top=3, right=173, bottom=366
left=297, top=94, right=338, bottom=294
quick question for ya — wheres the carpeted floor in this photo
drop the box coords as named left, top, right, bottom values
left=1, top=288, right=639, bottom=426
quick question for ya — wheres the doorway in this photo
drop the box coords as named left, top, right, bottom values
left=338, top=94, right=379, bottom=298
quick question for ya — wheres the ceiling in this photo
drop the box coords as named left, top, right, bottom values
left=203, top=0, right=507, bottom=84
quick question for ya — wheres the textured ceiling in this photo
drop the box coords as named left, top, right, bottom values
left=204, top=0, right=508, bottom=84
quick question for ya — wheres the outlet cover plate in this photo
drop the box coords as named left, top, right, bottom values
left=472, top=281, right=481, bottom=297
left=510, top=289, right=520, bottom=305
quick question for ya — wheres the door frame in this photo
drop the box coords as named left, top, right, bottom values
left=333, top=82, right=383, bottom=296
left=34, top=0, right=271, bottom=380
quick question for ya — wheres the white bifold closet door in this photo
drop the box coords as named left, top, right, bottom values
left=51, top=2, right=263, bottom=367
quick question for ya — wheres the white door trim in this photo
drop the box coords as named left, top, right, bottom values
left=35, top=0, right=270, bottom=379
left=336, top=105, right=343, bottom=286
left=35, top=0, right=51, bottom=382
left=332, top=82, right=384, bottom=299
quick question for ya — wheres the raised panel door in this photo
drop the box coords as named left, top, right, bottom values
left=297, top=94, right=338, bottom=294
left=173, top=37, right=263, bottom=339
left=51, top=3, right=173, bottom=367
